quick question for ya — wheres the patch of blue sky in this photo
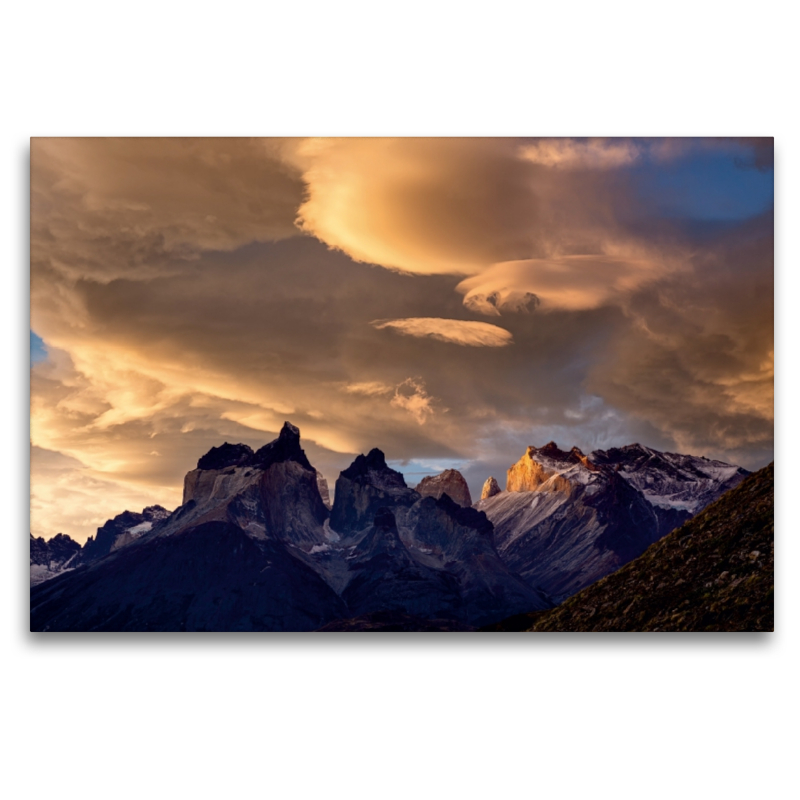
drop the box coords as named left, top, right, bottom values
left=388, top=458, right=469, bottom=485
left=628, top=146, right=773, bottom=222
left=30, top=331, right=48, bottom=364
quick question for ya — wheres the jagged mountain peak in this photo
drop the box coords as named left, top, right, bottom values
left=488, top=462, right=774, bottom=632
left=141, top=505, right=171, bottom=521
left=535, top=441, right=566, bottom=458
left=340, top=448, right=406, bottom=487
left=508, top=444, right=598, bottom=494
left=430, top=492, right=493, bottom=537
left=331, top=449, right=418, bottom=535
left=254, top=421, right=313, bottom=471
left=589, top=444, right=749, bottom=514
left=415, top=468, right=472, bottom=507
left=526, top=442, right=597, bottom=469
left=481, top=476, right=502, bottom=500
left=49, top=532, right=79, bottom=545
left=197, top=442, right=255, bottom=470
left=194, top=422, right=313, bottom=474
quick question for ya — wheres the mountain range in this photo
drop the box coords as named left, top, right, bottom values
left=482, top=461, right=774, bottom=632
left=30, top=422, right=761, bottom=631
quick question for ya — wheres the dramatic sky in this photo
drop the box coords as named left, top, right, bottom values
left=30, top=137, right=774, bottom=542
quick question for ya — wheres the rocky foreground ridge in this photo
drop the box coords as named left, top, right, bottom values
left=31, top=424, right=757, bottom=631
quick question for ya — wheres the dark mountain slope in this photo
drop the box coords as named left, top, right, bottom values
left=329, top=448, right=419, bottom=534
left=30, top=533, right=82, bottom=585
left=483, top=462, right=773, bottom=632
left=79, top=505, right=171, bottom=563
left=30, top=521, right=347, bottom=632
left=339, top=508, right=462, bottom=619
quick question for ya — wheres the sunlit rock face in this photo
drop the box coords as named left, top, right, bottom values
left=415, top=469, right=472, bottom=507
left=505, top=442, right=597, bottom=494
left=480, top=476, right=501, bottom=500
left=479, top=441, right=750, bottom=602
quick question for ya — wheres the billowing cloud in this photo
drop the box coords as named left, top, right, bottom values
left=29, top=138, right=773, bottom=542
left=519, top=138, right=642, bottom=169
left=31, top=137, right=304, bottom=284
left=390, top=378, right=440, bottom=425
left=282, top=137, right=543, bottom=276
left=458, top=253, right=687, bottom=313
left=588, top=211, right=774, bottom=464
left=372, top=317, right=513, bottom=347
left=281, top=137, right=712, bottom=315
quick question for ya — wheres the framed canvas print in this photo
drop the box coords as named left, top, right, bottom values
left=29, top=137, right=774, bottom=632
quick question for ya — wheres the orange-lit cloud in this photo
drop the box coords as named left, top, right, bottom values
left=457, top=253, right=687, bottom=313
left=518, top=138, right=642, bottom=169
left=372, top=317, right=513, bottom=347
left=390, top=378, right=440, bottom=425
left=283, top=137, right=542, bottom=276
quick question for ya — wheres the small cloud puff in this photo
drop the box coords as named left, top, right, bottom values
left=390, top=378, right=439, bottom=425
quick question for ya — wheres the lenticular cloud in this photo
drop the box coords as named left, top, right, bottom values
left=371, top=317, right=513, bottom=347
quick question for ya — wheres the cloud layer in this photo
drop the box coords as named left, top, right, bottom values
left=30, top=138, right=773, bottom=542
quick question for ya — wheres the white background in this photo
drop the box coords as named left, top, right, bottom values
left=3, top=3, right=797, bottom=798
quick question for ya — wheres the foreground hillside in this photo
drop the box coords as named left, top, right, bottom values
left=484, top=462, right=773, bottom=632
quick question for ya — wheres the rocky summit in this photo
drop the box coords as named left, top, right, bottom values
left=481, top=476, right=501, bottom=500
left=329, top=448, right=418, bottom=535
left=415, top=468, right=472, bottom=507
left=30, top=423, right=759, bottom=632
left=30, top=533, right=82, bottom=586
